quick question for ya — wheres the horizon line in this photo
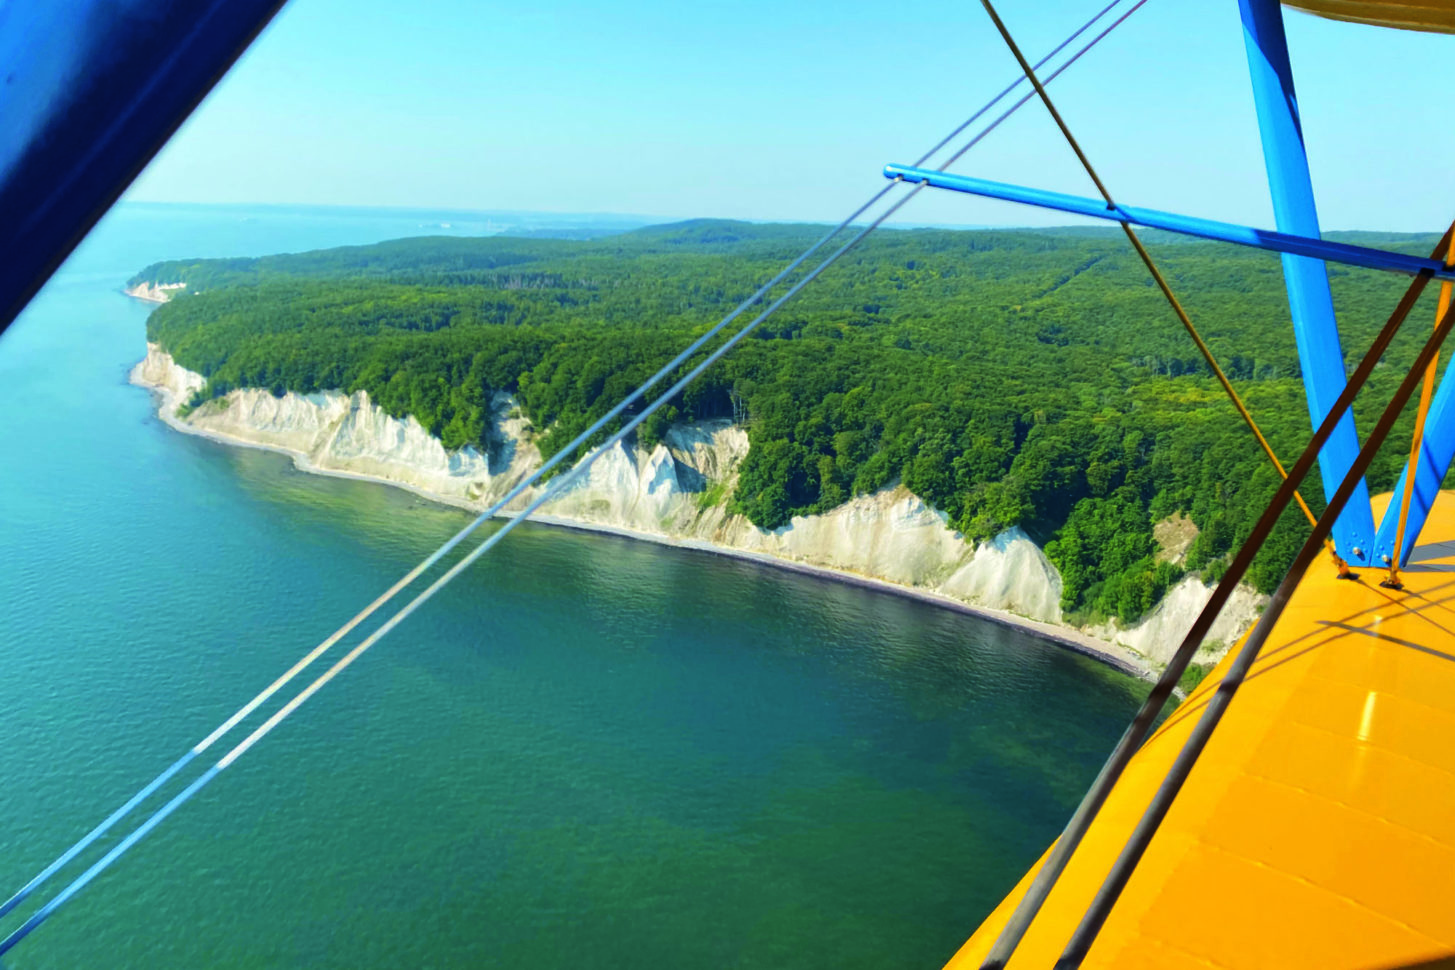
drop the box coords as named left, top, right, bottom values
left=114, top=199, right=1447, bottom=237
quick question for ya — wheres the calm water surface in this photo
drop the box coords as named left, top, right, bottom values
left=0, top=204, right=1145, bottom=969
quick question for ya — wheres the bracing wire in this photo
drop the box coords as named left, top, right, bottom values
left=980, top=221, right=1455, bottom=969
left=936, top=0, right=1148, bottom=175
left=0, top=178, right=928, bottom=963
left=913, top=0, right=1121, bottom=171
left=974, top=0, right=1441, bottom=960
left=975, top=0, right=1339, bottom=564
left=1057, top=265, right=1455, bottom=970
left=0, top=1, right=1148, bottom=954
left=1388, top=249, right=1455, bottom=584
left=0, top=1, right=1139, bottom=933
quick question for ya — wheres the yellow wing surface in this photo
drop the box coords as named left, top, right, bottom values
left=1283, top=0, right=1455, bottom=33
left=948, top=491, right=1455, bottom=970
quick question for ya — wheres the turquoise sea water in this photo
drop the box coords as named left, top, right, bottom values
left=0, top=204, right=1144, bottom=969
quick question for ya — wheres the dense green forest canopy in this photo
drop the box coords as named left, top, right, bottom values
left=134, top=220, right=1447, bottom=626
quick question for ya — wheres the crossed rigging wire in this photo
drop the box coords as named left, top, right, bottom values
left=979, top=0, right=1339, bottom=564
left=0, top=0, right=1148, bottom=955
left=966, top=2, right=1455, bottom=966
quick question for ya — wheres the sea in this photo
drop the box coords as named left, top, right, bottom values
left=0, top=202, right=1145, bottom=969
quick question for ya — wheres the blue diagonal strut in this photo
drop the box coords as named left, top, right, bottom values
left=1372, top=362, right=1455, bottom=567
left=1240, top=0, right=1375, bottom=564
left=885, top=3, right=1455, bottom=564
left=884, top=160, right=1455, bottom=564
left=879, top=167, right=1455, bottom=282
left=887, top=163, right=1451, bottom=567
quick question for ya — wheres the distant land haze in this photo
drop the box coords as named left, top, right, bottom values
left=117, top=200, right=663, bottom=241
left=118, top=199, right=1011, bottom=239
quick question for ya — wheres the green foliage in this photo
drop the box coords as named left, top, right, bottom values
left=1178, top=662, right=1215, bottom=696
left=1045, top=490, right=1184, bottom=622
left=697, top=479, right=729, bottom=512
left=137, top=220, right=1445, bottom=623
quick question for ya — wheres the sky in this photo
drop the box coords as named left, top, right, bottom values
left=126, top=0, right=1455, bottom=231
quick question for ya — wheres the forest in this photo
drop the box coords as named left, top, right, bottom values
left=132, top=219, right=1448, bottom=626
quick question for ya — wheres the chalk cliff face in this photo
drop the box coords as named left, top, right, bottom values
left=124, top=282, right=186, bottom=303
left=131, top=344, right=1264, bottom=668
left=196, top=386, right=499, bottom=503
left=1087, top=577, right=1265, bottom=665
left=134, top=343, right=204, bottom=402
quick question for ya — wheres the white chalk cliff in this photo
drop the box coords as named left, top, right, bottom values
left=124, top=282, right=186, bottom=303
left=131, top=343, right=1264, bottom=673
left=1085, top=577, right=1265, bottom=666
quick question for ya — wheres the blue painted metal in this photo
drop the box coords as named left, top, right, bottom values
left=881, top=166, right=1455, bottom=282
left=1240, top=0, right=1374, bottom=563
left=1372, top=363, right=1455, bottom=566
left=0, top=0, right=289, bottom=337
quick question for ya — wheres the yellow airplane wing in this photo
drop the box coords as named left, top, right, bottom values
left=1283, top=0, right=1455, bottom=33
left=947, top=491, right=1455, bottom=970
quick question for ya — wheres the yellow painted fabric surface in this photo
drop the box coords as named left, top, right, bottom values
left=947, top=492, right=1455, bottom=970
left=1282, top=0, right=1455, bottom=33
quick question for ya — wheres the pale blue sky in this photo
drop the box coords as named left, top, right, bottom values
left=127, top=0, right=1455, bottom=231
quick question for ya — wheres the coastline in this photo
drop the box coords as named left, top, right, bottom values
left=127, top=358, right=1155, bottom=681
left=547, top=520, right=1154, bottom=678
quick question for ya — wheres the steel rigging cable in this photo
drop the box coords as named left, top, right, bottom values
left=973, top=1, right=1450, bottom=961
left=1058, top=257, right=1455, bottom=970
left=980, top=224, right=1455, bottom=969
left=0, top=177, right=925, bottom=966
left=0, top=0, right=1148, bottom=954
left=0, top=0, right=1124, bottom=926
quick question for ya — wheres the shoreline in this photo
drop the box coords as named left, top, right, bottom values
left=127, top=361, right=1156, bottom=682
left=521, top=513, right=1151, bottom=678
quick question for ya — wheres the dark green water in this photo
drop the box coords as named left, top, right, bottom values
left=0, top=204, right=1144, bottom=969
